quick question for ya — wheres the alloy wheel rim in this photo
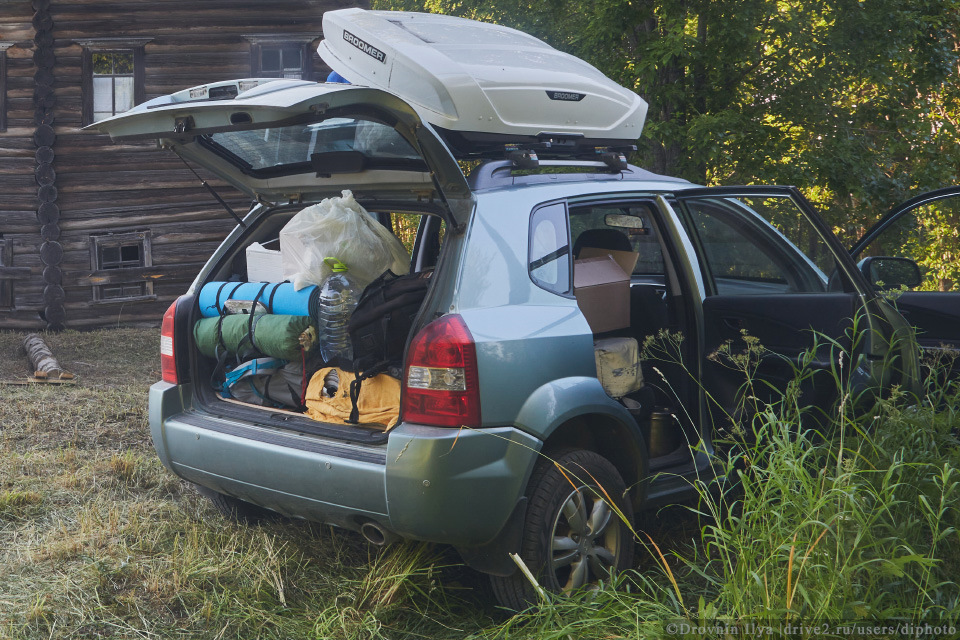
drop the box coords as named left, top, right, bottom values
left=549, top=485, right=621, bottom=592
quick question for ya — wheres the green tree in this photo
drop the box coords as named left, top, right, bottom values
left=373, top=0, right=960, bottom=275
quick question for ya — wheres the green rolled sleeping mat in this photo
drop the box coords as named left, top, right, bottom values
left=194, top=314, right=315, bottom=361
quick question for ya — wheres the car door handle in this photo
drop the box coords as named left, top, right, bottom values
left=721, top=316, right=743, bottom=331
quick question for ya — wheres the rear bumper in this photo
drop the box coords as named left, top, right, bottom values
left=149, top=382, right=541, bottom=546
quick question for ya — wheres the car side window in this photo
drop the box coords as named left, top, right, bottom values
left=528, top=202, right=571, bottom=294
left=681, top=197, right=831, bottom=296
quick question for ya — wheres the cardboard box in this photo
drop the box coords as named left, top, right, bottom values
left=574, top=255, right=632, bottom=334
left=578, top=246, right=639, bottom=277
left=246, top=240, right=284, bottom=283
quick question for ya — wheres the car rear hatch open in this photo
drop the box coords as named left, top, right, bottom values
left=88, top=79, right=476, bottom=227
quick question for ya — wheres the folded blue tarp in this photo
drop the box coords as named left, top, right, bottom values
left=198, top=281, right=319, bottom=318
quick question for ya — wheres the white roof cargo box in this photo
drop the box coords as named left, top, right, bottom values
left=318, top=9, right=647, bottom=144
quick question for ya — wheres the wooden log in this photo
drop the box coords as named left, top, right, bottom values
left=37, top=184, right=58, bottom=203
left=71, top=261, right=207, bottom=286
left=0, top=266, right=32, bottom=280
left=37, top=202, right=59, bottom=224
left=34, top=110, right=56, bottom=126
left=35, top=146, right=55, bottom=164
left=34, top=124, right=56, bottom=147
left=33, top=31, right=54, bottom=50
left=31, top=14, right=53, bottom=33
left=42, top=284, right=64, bottom=306
left=42, top=265, right=62, bottom=285
left=31, top=47, right=55, bottom=69
left=44, top=305, right=66, bottom=330
left=33, top=69, right=54, bottom=86
left=35, top=163, right=55, bottom=186
left=39, top=241, right=62, bottom=266
left=40, top=223, right=60, bottom=242
left=22, top=332, right=74, bottom=380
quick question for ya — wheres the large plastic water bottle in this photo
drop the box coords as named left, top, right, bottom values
left=318, top=257, right=359, bottom=366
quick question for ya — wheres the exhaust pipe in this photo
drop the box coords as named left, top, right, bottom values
left=360, top=521, right=398, bottom=546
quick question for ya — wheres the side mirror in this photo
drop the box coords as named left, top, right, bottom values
left=858, top=256, right=922, bottom=290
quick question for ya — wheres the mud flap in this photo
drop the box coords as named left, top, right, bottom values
left=454, top=497, right=527, bottom=577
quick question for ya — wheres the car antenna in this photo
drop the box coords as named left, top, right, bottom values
left=172, top=148, right=247, bottom=229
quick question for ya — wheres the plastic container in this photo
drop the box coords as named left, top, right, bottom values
left=318, top=258, right=360, bottom=366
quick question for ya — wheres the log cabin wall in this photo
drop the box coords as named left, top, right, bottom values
left=0, top=1, right=38, bottom=329
left=0, top=0, right=364, bottom=330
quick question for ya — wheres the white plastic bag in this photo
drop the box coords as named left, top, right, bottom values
left=280, top=190, right=410, bottom=291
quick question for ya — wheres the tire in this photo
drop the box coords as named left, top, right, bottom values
left=194, top=484, right=275, bottom=525
left=490, top=449, right=635, bottom=610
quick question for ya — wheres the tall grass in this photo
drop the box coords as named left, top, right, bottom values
left=490, top=327, right=960, bottom=638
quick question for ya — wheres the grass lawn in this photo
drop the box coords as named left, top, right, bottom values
left=0, top=329, right=499, bottom=639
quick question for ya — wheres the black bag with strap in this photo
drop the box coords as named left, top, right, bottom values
left=349, top=269, right=433, bottom=373
left=345, top=269, right=432, bottom=423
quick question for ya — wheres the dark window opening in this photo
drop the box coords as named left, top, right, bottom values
left=260, top=46, right=303, bottom=78
left=90, top=232, right=153, bottom=302
left=247, top=37, right=313, bottom=81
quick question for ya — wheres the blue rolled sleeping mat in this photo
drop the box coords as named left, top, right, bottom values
left=198, top=281, right=320, bottom=318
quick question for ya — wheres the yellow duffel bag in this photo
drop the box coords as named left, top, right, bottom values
left=305, top=367, right=400, bottom=430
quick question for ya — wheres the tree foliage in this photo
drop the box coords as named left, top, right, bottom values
left=373, top=0, right=960, bottom=247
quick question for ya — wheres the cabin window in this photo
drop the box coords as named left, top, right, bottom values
left=77, top=38, right=150, bottom=126
left=92, top=52, right=134, bottom=122
left=0, top=43, right=10, bottom=132
left=89, top=231, right=154, bottom=302
left=259, top=45, right=304, bottom=78
left=0, top=237, right=12, bottom=309
left=245, top=36, right=313, bottom=81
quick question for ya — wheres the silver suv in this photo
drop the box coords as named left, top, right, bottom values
left=96, top=9, right=942, bottom=609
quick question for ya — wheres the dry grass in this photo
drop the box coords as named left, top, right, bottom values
left=0, top=328, right=492, bottom=639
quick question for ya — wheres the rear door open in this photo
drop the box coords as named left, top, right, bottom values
left=851, top=186, right=960, bottom=379
left=659, top=187, right=913, bottom=433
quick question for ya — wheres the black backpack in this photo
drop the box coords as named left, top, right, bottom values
left=349, top=269, right=433, bottom=373
left=344, top=269, right=432, bottom=422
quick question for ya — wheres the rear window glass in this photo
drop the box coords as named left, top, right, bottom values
left=204, top=118, right=420, bottom=172
left=528, top=202, right=571, bottom=294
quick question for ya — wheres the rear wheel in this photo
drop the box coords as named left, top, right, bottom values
left=490, top=449, right=635, bottom=610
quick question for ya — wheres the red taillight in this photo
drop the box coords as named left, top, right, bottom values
left=402, top=314, right=481, bottom=427
left=160, top=299, right=179, bottom=384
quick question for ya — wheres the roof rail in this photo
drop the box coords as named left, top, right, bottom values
left=466, top=160, right=691, bottom=191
